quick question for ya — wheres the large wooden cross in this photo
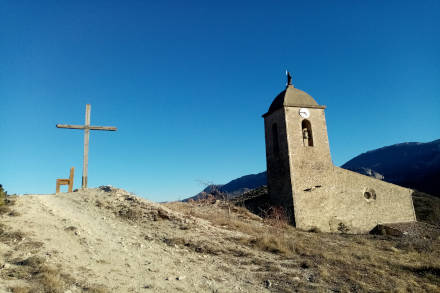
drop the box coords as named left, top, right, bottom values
left=56, top=104, right=117, bottom=189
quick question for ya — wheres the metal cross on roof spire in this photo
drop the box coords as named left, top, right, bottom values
left=286, top=70, right=293, bottom=86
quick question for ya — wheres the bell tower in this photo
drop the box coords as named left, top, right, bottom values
left=263, top=73, right=331, bottom=224
left=262, top=73, right=415, bottom=233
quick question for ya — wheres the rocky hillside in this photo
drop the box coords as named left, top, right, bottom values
left=1, top=187, right=439, bottom=292
left=187, top=172, right=266, bottom=201
left=342, top=139, right=440, bottom=196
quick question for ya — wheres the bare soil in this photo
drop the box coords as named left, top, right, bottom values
left=0, top=187, right=439, bottom=292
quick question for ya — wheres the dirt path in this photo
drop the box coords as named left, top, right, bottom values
left=0, top=188, right=271, bottom=292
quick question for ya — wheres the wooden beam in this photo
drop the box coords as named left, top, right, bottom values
left=56, top=124, right=117, bottom=131
left=82, top=104, right=91, bottom=189
left=56, top=179, right=61, bottom=193
left=88, top=126, right=117, bottom=131
left=56, top=124, right=86, bottom=129
left=68, top=167, right=74, bottom=192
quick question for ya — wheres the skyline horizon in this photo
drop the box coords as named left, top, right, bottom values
left=4, top=91, right=438, bottom=199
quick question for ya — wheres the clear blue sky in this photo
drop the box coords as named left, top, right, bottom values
left=1, top=0, right=439, bottom=201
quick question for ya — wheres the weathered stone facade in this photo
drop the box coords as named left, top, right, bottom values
left=263, top=84, right=416, bottom=233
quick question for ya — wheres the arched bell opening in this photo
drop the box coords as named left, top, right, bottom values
left=301, top=119, right=314, bottom=147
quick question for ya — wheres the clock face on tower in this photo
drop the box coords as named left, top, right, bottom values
left=299, top=108, right=310, bottom=118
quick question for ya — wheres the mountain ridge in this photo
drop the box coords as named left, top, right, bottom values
left=189, top=139, right=440, bottom=199
left=342, top=139, right=440, bottom=196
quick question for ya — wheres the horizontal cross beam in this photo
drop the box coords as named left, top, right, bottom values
left=56, top=124, right=117, bottom=131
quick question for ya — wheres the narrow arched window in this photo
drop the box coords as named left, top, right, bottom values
left=301, top=120, right=314, bottom=147
left=272, top=123, right=280, bottom=155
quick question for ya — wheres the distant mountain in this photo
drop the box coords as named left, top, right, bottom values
left=185, top=172, right=267, bottom=201
left=187, top=139, right=440, bottom=200
left=220, top=172, right=267, bottom=195
left=342, top=139, right=440, bottom=196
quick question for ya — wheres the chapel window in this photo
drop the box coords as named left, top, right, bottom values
left=302, top=120, right=314, bottom=147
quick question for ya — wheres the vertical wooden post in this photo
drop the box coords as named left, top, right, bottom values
left=82, top=104, right=91, bottom=189
left=68, top=167, right=74, bottom=192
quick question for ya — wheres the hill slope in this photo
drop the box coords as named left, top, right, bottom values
left=1, top=187, right=440, bottom=292
left=0, top=187, right=269, bottom=292
left=187, top=172, right=267, bottom=201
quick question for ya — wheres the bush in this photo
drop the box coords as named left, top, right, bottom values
left=262, top=206, right=290, bottom=230
left=0, top=184, right=7, bottom=205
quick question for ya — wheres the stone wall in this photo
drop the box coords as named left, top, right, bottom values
left=264, top=109, right=295, bottom=222
left=291, top=167, right=416, bottom=233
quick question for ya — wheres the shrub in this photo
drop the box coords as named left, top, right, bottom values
left=262, top=206, right=290, bottom=230
left=0, top=184, right=7, bottom=205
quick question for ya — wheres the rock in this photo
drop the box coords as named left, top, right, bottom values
left=292, top=277, right=300, bottom=282
left=264, top=280, right=272, bottom=288
left=306, top=273, right=316, bottom=283
left=390, top=246, right=400, bottom=252
left=99, top=186, right=113, bottom=192
left=370, top=224, right=403, bottom=237
left=177, top=276, right=186, bottom=281
left=144, top=234, right=153, bottom=241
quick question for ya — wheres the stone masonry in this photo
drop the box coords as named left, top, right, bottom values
left=263, top=83, right=416, bottom=233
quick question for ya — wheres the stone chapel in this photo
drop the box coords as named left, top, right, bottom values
left=263, top=76, right=416, bottom=233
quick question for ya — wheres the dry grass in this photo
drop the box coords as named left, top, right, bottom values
left=0, top=221, right=109, bottom=293
left=0, top=195, right=18, bottom=216
left=8, top=210, right=21, bottom=217
left=82, top=285, right=109, bottom=293
left=3, top=256, right=70, bottom=293
left=11, top=287, right=31, bottom=293
left=166, top=199, right=440, bottom=292
left=245, top=234, right=294, bottom=255
left=95, top=192, right=176, bottom=224
left=0, top=223, right=25, bottom=244
left=5, top=255, right=109, bottom=293
left=163, top=237, right=225, bottom=255
left=14, top=241, right=44, bottom=253
left=166, top=200, right=267, bottom=237
left=0, top=204, right=11, bottom=215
